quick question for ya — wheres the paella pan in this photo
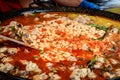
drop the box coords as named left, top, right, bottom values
left=0, top=7, right=120, bottom=80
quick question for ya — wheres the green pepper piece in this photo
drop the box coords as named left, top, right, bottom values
left=10, top=26, right=15, bottom=32
left=88, top=55, right=97, bottom=66
left=52, top=68, right=57, bottom=73
left=33, top=55, right=39, bottom=60
left=0, top=26, right=3, bottom=31
left=40, top=49, right=44, bottom=54
left=90, top=24, right=108, bottom=31
left=31, top=13, right=35, bottom=16
left=103, top=58, right=107, bottom=63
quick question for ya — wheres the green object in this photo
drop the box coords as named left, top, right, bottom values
left=10, top=26, right=15, bottom=32
left=52, top=68, right=57, bottom=73
left=40, top=49, right=44, bottom=54
left=31, top=13, right=35, bottom=16
left=33, top=55, right=38, bottom=58
left=90, top=24, right=108, bottom=31
left=88, top=55, right=97, bottom=66
left=0, top=26, right=3, bottom=30
left=104, top=58, right=107, bottom=62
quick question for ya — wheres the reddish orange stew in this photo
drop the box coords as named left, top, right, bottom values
left=0, top=12, right=120, bottom=80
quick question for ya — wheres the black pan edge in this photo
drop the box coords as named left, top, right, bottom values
left=0, top=71, right=29, bottom=80
left=1, top=6, right=120, bottom=22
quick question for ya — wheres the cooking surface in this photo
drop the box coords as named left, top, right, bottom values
left=0, top=11, right=120, bottom=80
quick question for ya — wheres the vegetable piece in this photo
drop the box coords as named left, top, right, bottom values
left=33, top=55, right=39, bottom=60
left=90, top=24, right=108, bottom=31
left=0, top=26, right=3, bottom=31
left=99, top=26, right=108, bottom=31
left=88, top=55, right=97, bottom=66
left=52, top=68, right=57, bottom=73
left=104, top=58, right=107, bottom=63
left=40, top=49, right=44, bottom=54
left=10, top=26, right=15, bottom=32
left=31, top=13, right=35, bottom=16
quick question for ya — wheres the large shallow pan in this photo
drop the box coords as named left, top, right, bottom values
left=0, top=6, right=120, bottom=80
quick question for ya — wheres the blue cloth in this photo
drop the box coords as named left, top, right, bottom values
left=79, top=0, right=100, bottom=10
